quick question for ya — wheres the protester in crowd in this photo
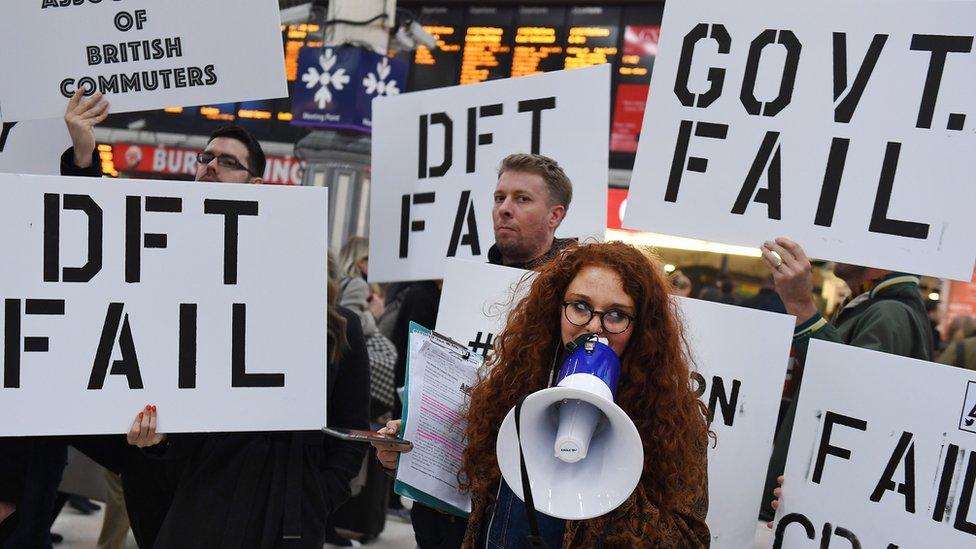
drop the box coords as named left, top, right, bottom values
left=385, top=152, right=576, bottom=547
left=125, top=255, right=370, bottom=547
left=743, top=275, right=787, bottom=314
left=375, top=241, right=711, bottom=547
left=669, top=269, right=693, bottom=297
left=757, top=237, right=932, bottom=521
left=61, top=90, right=265, bottom=184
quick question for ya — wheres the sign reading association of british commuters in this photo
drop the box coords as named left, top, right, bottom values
left=0, top=0, right=287, bottom=122
left=625, top=0, right=976, bottom=281
left=369, top=65, right=610, bottom=283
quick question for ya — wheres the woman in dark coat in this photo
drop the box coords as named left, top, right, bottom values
left=128, top=276, right=371, bottom=548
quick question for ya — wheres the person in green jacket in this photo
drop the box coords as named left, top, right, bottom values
left=756, top=237, right=933, bottom=522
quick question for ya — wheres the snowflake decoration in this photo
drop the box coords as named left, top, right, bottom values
left=362, top=57, right=400, bottom=97
left=301, top=49, right=350, bottom=109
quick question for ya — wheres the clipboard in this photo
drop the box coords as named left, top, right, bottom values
left=394, top=322, right=482, bottom=518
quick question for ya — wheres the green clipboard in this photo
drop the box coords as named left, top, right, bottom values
left=393, top=322, right=481, bottom=518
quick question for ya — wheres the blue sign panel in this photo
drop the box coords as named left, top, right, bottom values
left=291, top=46, right=407, bottom=133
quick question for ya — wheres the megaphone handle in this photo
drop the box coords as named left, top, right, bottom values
left=514, top=395, right=549, bottom=549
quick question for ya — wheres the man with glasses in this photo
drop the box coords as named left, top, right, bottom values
left=60, top=89, right=265, bottom=183
left=25, top=89, right=268, bottom=547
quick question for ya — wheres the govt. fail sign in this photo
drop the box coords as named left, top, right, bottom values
left=625, top=0, right=976, bottom=281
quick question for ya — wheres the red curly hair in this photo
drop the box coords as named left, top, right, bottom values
left=461, top=241, right=708, bottom=521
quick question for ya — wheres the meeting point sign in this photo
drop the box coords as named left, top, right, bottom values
left=0, top=173, right=328, bottom=436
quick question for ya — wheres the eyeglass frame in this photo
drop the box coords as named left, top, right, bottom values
left=561, top=300, right=635, bottom=334
left=196, top=151, right=258, bottom=177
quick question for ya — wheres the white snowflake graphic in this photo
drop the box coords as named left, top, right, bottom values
left=362, top=57, right=400, bottom=97
left=301, top=49, right=350, bottom=109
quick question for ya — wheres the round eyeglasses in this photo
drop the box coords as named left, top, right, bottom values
left=562, top=301, right=634, bottom=334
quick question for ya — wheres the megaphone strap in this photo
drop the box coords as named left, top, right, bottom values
left=513, top=392, right=617, bottom=548
left=514, top=394, right=549, bottom=549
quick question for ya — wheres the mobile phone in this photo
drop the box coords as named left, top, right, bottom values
left=322, top=427, right=413, bottom=447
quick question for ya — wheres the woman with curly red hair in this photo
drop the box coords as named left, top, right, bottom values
left=376, top=241, right=710, bottom=547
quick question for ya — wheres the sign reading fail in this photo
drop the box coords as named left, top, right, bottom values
left=0, top=173, right=328, bottom=436
left=434, top=259, right=795, bottom=549
left=774, top=340, right=976, bottom=547
left=0, top=0, right=287, bottom=122
left=625, top=0, right=976, bottom=280
left=369, top=65, right=610, bottom=283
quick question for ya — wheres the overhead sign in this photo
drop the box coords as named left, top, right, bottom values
left=625, top=0, right=976, bottom=280
left=291, top=46, right=407, bottom=133
left=0, top=0, right=287, bottom=122
left=774, top=340, right=976, bottom=547
left=111, top=143, right=303, bottom=185
left=0, top=119, right=71, bottom=175
left=0, top=173, right=328, bottom=436
left=369, top=65, right=610, bottom=283
left=435, top=259, right=794, bottom=548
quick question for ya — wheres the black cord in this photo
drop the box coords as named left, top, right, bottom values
left=322, top=13, right=388, bottom=27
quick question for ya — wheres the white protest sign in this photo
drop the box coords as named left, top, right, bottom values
left=0, top=0, right=287, bottom=122
left=0, top=119, right=71, bottom=175
left=625, top=0, right=976, bottom=281
left=0, top=173, right=328, bottom=436
left=370, top=65, right=610, bottom=283
left=773, top=340, right=976, bottom=547
left=435, top=259, right=794, bottom=548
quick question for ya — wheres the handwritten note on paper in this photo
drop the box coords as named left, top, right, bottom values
left=398, top=341, right=479, bottom=512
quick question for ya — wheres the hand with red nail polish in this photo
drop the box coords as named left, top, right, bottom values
left=127, top=404, right=166, bottom=448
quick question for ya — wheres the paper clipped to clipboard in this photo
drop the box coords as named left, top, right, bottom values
left=395, top=322, right=483, bottom=517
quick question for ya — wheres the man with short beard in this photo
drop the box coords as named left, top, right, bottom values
left=488, top=153, right=574, bottom=269
left=757, top=237, right=932, bottom=521
left=394, top=153, right=575, bottom=549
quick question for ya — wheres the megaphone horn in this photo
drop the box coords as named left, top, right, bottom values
left=496, top=335, right=644, bottom=520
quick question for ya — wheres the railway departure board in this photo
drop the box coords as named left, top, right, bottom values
left=402, top=3, right=663, bottom=161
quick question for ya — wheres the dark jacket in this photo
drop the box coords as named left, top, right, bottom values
left=763, top=274, right=932, bottom=520
left=60, top=147, right=102, bottom=178
left=391, top=281, right=442, bottom=400
left=147, top=307, right=370, bottom=548
left=0, top=439, right=29, bottom=542
left=486, top=237, right=574, bottom=270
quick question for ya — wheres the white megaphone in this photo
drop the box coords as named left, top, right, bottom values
left=496, top=334, right=644, bottom=520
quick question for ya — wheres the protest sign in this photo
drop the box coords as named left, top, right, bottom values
left=369, top=65, right=610, bottom=283
left=0, top=173, right=328, bottom=436
left=0, top=119, right=71, bottom=175
left=773, top=340, right=976, bottom=547
left=0, top=0, right=287, bottom=122
left=625, top=0, right=976, bottom=280
left=435, top=259, right=794, bottom=548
